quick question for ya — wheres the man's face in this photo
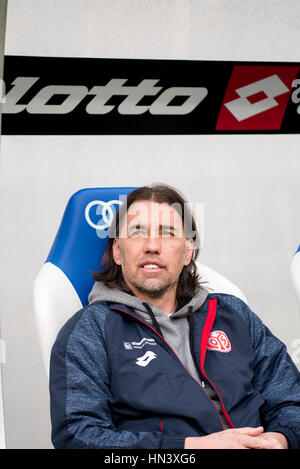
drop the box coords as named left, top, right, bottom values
left=112, top=200, right=194, bottom=300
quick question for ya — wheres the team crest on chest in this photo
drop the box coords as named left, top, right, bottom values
left=207, top=330, right=231, bottom=353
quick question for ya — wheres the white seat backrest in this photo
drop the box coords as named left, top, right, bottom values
left=0, top=363, right=5, bottom=448
left=197, top=262, right=248, bottom=304
left=291, top=248, right=300, bottom=313
left=34, top=262, right=83, bottom=377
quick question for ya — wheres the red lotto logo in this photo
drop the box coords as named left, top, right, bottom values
left=207, top=331, right=231, bottom=353
left=216, top=65, right=300, bottom=130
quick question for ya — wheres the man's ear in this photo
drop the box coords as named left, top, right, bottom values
left=112, top=238, right=122, bottom=266
left=184, top=239, right=194, bottom=266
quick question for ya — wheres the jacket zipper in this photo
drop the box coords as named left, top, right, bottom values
left=188, top=308, right=228, bottom=429
left=198, top=298, right=234, bottom=429
left=112, top=302, right=233, bottom=430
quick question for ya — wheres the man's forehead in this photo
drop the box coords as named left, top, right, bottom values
left=126, top=200, right=183, bottom=225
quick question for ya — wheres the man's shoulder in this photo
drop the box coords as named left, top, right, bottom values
left=206, top=292, right=263, bottom=337
left=50, top=302, right=113, bottom=379
left=207, top=291, right=249, bottom=310
left=53, top=301, right=114, bottom=348
left=205, top=291, right=255, bottom=324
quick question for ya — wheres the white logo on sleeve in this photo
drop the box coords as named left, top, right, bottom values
left=136, top=351, right=157, bottom=367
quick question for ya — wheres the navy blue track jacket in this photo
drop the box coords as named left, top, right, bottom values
left=50, top=293, right=300, bottom=449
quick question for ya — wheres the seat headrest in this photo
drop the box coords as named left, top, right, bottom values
left=46, top=187, right=136, bottom=306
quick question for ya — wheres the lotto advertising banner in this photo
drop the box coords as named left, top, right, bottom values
left=1, top=55, right=300, bottom=135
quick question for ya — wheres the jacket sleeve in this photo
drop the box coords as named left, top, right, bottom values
left=49, top=305, right=184, bottom=450
left=236, top=298, right=300, bottom=449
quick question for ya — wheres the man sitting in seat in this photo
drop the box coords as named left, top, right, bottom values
left=50, top=184, right=300, bottom=449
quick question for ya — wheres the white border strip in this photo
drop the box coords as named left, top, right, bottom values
left=0, top=340, right=6, bottom=448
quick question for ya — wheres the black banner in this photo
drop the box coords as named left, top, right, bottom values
left=1, top=55, right=300, bottom=135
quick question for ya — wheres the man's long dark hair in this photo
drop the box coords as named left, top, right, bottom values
left=92, top=183, right=203, bottom=304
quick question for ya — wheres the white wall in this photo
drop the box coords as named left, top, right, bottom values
left=0, top=0, right=300, bottom=448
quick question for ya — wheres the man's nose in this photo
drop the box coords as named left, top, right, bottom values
left=143, top=232, right=161, bottom=253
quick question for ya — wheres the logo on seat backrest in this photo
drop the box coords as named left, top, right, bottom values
left=85, top=199, right=123, bottom=234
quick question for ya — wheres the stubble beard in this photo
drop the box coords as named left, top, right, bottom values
left=122, top=262, right=179, bottom=299
left=129, top=276, right=178, bottom=299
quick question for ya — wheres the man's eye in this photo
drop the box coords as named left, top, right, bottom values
left=129, top=230, right=146, bottom=238
left=162, top=230, right=175, bottom=237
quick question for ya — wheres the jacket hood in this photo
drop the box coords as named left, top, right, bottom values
left=88, top=281, right=208, bottom=319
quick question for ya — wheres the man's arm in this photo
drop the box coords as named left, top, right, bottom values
left=230, top=297, right=300, bottom=449
left=49, top=306, right=184, bottom=449
left=184, top=427, right=288, bottom=449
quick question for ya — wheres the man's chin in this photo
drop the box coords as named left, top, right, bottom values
left=132, top=281, right=175, bottom=299
left=135, top=288, right=167, bottom=299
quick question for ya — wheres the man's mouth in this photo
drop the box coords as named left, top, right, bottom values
left=139, top=261, right=165, bottom=271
